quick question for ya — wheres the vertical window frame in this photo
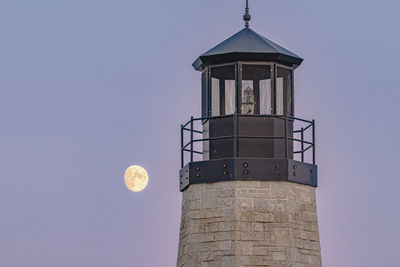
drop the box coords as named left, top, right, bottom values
left=201, top=68, right=209, bottom=119
left=276, top=64, right=294, bottom=116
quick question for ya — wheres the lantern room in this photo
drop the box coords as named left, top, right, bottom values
left=193, top=27, right=302, bottom=118
left=179, top=10, right=317, bottom=192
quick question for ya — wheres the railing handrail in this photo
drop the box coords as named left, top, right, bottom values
left=181, top=114, right=315, bottom=167
left=185, top=113, right=313, bottom=124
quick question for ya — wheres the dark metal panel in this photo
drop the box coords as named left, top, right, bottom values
left=179, top=164, right=190, bottom=191
left=233, top=158, right=289, bottom=181
left=288, top=160, right=317, bottom=186
left=237, top=116, right=292, bottom=159
left=209, top=116, right=234, bottom=136
left=179, top=158, right=317, bottom=191
left=188, top=159, right=235, bottom=186
left=238, top=138, right=275, bottom=158
left=205, top=116, right=295, bottom=160
left=238, top=116, right=275, bottom=136
left=273, top=118, right=293, bottom=159
left=238, top=116, right=275, bottom=158
left=209, top=139, right=234, bottom=160
left=209, top=117, right=234, bottom=159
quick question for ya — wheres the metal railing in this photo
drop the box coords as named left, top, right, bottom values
left=180, top=114, right=315, bottom=168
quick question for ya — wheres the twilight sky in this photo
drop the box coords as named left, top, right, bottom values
left=1, top=0, right=399, bottom=266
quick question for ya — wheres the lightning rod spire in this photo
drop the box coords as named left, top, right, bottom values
left=243, top=0, right=251, bottom=28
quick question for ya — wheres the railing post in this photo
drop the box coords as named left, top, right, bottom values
left=190, top=116, right=194, bottom=163
left=312, top=119, right=316, bottom=165
left=284, top=114, right=288, bottom=158
left=301, top=127, right=304, bottom=162
left=181, top=124, right=184, bottom=168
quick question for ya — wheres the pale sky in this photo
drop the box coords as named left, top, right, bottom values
left=0, top=0, right=399, bottom=266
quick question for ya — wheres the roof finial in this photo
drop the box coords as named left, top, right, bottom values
left=243, top=0, right=251, bottom=28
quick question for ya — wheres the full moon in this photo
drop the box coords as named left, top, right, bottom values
left=124, top=165, right=149, bottom=192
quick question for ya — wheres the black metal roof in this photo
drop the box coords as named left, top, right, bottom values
left=193, top=27, right=303, bottom=71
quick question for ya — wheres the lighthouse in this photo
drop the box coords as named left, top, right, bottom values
left=177, top=2, right=322, bottom=266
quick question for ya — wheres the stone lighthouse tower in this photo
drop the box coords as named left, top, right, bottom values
left=177, top=2, right=322, bottom=266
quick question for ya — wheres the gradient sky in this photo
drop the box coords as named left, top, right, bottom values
left=1, top=0, right=399, bottom=266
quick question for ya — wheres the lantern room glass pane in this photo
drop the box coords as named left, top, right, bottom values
left=210, top=65, right=235, bottom=116
left=276, top=66, right=293, bottom=115
left=240, top=64, right=272, bottom=115
left=225, top=80, right=235, bottom=115
left=242, top=80, right=254, bottom=114
left=211, top=78, right=220, bottom=116
left=260, top=79, right=272, bottom=114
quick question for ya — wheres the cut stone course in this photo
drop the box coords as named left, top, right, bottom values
left=177, top=181, right=322, bottom=267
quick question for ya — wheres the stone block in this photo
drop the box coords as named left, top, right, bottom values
left=187, top=233, right=214, bottom=243
left=217, top=188, right=236, bottom=198
left=238, top=255, right=251, bottom=265
left=286, top=248, right=300, bottom=261
left=253, top=246, right=268, bottom=256
left=240, top=231, right=262, bottom=241
left=217, top=197, right=234, bottom=208
left=219, top=240, right=232, bottom=251
left=292, top=229, right=307, bottom=240
left=214, top=231, right=233, bottom=241
left=275, top=228, right=291, bottom=246
left=296, top=186, right=312, bottom=204
left=221, top=256, right=235, bottom=267
left=271, top=182, right=289, bottom=199
left=259, top=181, right=271, bottom=189
left=236, top=181, right=260, bottom=188
left=272, top=251, right=286, bottom=261
left=236, top=222, right=251, bottom=231
left=236, top=241, right=253, bottom=255
left=252, top=222, right=264, bottom=232
left=218, top=221, right=233, bottom=232
left=253, top=199, right=270, bottom=212
left=236, top=198, right=254, bottom=212
left=201, top=190, right=217, bottom=209
left=249, top=255, right=264, bottom=265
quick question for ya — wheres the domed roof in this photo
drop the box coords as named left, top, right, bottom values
left=193, top=27, right=303, bottom=71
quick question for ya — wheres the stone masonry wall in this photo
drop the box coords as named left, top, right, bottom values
left=177, top=181, right=322, bottom=267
